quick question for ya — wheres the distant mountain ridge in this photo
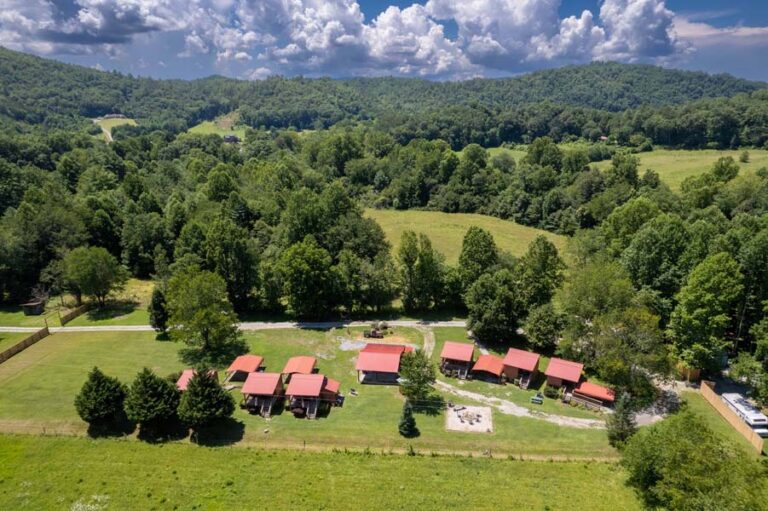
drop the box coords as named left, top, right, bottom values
left=0, top=46, right=764, bottom=131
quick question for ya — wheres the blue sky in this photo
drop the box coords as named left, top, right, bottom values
left=2, top=0, right=767, bottom=81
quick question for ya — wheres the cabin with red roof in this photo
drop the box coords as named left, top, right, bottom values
left=502, top=348, right=541, bottom=389
left=471, top=354, right=505, bottom=383
left=225, top=354, right=264, bottom=382
left=285, top=374, right=341, bottom=419
left=241, top=372, right=284, bottom=417
left=355, top=343, right=413, bottom=384
left=440, top=341, right=475, bottom=379
left=544, top=358, right=583, bottom=389
left=176, top=369, right=219, bottom=392
left=571, top=381, right=615, bottom=409
left=281, top=356, right=317, bottom=383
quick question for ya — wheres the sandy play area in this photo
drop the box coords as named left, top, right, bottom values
left=445, top=404, right=493, bottom=433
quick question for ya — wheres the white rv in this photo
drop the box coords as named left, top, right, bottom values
left=722, top=393, right=768, bottom=437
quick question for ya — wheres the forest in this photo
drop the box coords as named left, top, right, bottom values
left=2, top=49, right=768, bottom=406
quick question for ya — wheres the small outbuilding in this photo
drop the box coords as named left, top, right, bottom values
left=502, top=348, right=541, bottom=389
left=176, top=369, right=219, bottom=391
left=471, top=354, right=505, bottom=383
left=225, top=354, right=264, bottom=382
left=440, top=342, right=475, bottom=379
left=355, top=343, right=413, bottom=384
left=282, top=356, right=317, bottom=383
left=20, top=300, right=45, bottom=316
left=571, top=381, right=615, bottom=409
left=241, top=372, right=284, bottom=417
left=285, top=374, right=340, bottom=419
left=544, top=358, right=583, bottom=388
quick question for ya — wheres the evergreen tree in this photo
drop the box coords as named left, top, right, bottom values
left=398, top=400, right=419, bottom=438
left=124, top=368, right=180, bottom=432
left=177, top=370, right=235, bottom=437
left=148, top=285, right=168, bottom=333
left=74, top=367, right=127, bottom=426
left=606, top=393, right=637, bottom=448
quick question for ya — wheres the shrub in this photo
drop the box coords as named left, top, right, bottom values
left=124, top=368, right=180, bottom=431
left=177, top=370, right=235, bottom=435
left=74, top=367, right=126, bottom=426
left=739, top=150, right=750, bottom=163
left=543, top=385, right=560, bottom=399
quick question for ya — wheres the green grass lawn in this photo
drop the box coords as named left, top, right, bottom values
left=0, top=332, right=30, bottom=352
left=681, top=390, right=763, bottom=457
left=0, top=305, right=59, bottom=328
left=0, top=327, right=615, bottom=458
left=431, top=328, right=600, bottom=420
left=592, top=148, right=768, bottom=191
left=66, top=279, right=153, bottom=327
left=94, top=117, right=137, bottom=142
left=0, top=435, right=641, bottom=511
left=188, top=120, right=248, bottom=139
left=365, top=209, right=568, bottom=265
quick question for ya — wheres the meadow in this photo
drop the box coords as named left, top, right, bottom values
left=0, top=328, right=616, bottom=458
left=365, top=209, right=567, bottom=265
left=0, top=435, right=642, bottom=510
left=94, top=117, right=137, bottom=142
left=592, top=148, right=768, bottom=191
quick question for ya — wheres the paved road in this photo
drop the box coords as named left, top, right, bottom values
left=0, top=320, right=467, bottom=333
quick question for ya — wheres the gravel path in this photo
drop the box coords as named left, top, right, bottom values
left=434, top=381, right=606, bottom=429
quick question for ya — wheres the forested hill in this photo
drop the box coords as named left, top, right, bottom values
left=0, top=47, right=764, bottom=132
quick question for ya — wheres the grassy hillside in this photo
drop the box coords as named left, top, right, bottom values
left=366, top=209, right=567, bottom=264
left=94, top=117, right=136, bottom=142
left=0, top=435, right=642, bottom=510
left=593, top=149, right=768, bottom=191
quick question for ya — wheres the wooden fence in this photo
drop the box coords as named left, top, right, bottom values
left=700, top=380, right=764, bottom=453
left=0, top=327, right=50, bottom=364
left=59, top=303, right=91, bottom=326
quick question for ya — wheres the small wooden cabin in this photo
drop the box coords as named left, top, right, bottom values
left=471, top=354, right=505, bottom=383
left=241, top=372, right=284, bottom=418
left=285, top=374, right=340, bottom=419
left=225, top=354, right=264, bottom=382
left=355, top=343, right=412, bottom=384
left=502, top=348, right=541, bottom=389
left=544, top=358, right=583, bottom=389
left=439, top=342, right=475, bottom=379
left=20, top=300, right=45, bottom=316
left=570, top=381, right=615, bottom=410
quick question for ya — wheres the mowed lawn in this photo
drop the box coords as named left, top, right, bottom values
left=366, top=209, right=567, bottom=265
left=66, top=278, right=153, bottom=327
left=0, top=328, right=616, bottom=458
left=0, top=332, right=30, bottom=352
left=0, top=435, right=642, bottom=511
left=592, top=148, right=768, bottom=191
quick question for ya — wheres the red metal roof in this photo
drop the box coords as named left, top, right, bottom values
left=544, top=358, right=583, bottom=383
left=323, top=378, right=341, bottom=394
left=285, top=374, right=326, bottom=397
left=472, top=354, right=505, bottom=376
left=574, top=381, right=615, bottom=402
left=176, top=369, right=218, bottom=391
left=282, top=356, right=317, bottom=375
left=356, top=351, right=402, bottom=373
left=227, top=354, right=264, bottom=374
left=503, top=348, right=540, bottom=372
left=440, top=342, right=474, bottom=362
left=361, top=343, right=406, bottom=354
left=241, top=372, right=282, bottom=396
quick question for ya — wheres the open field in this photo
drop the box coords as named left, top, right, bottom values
left=94, top=117, right=137, bottom=142
left=365, top=209, right=567, bottom=265
left=0, top=332, right=29, bottom=352
left=592, top=148, right=768, bottom=191
left=66, top=278, right=153, bottom=327
left=188, top=120, right=248, bottom=139
left=0, top=328, right=616, bottom=457
left=0, top=435, right=642, bottom=511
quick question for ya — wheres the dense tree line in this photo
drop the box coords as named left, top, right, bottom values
left=2, top=47, right=766, bottom=151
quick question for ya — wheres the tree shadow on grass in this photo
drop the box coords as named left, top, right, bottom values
left=412, top=393, right=445, bottom=417
left=136, top=418, right=189, bottom=443
left=85, top=300, right=139, bottom=321
left=86, top=415, right=136, bottom=438
left=194, top=417, right=245, bottom=447
left=179, top=339, right=249, bottom=367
